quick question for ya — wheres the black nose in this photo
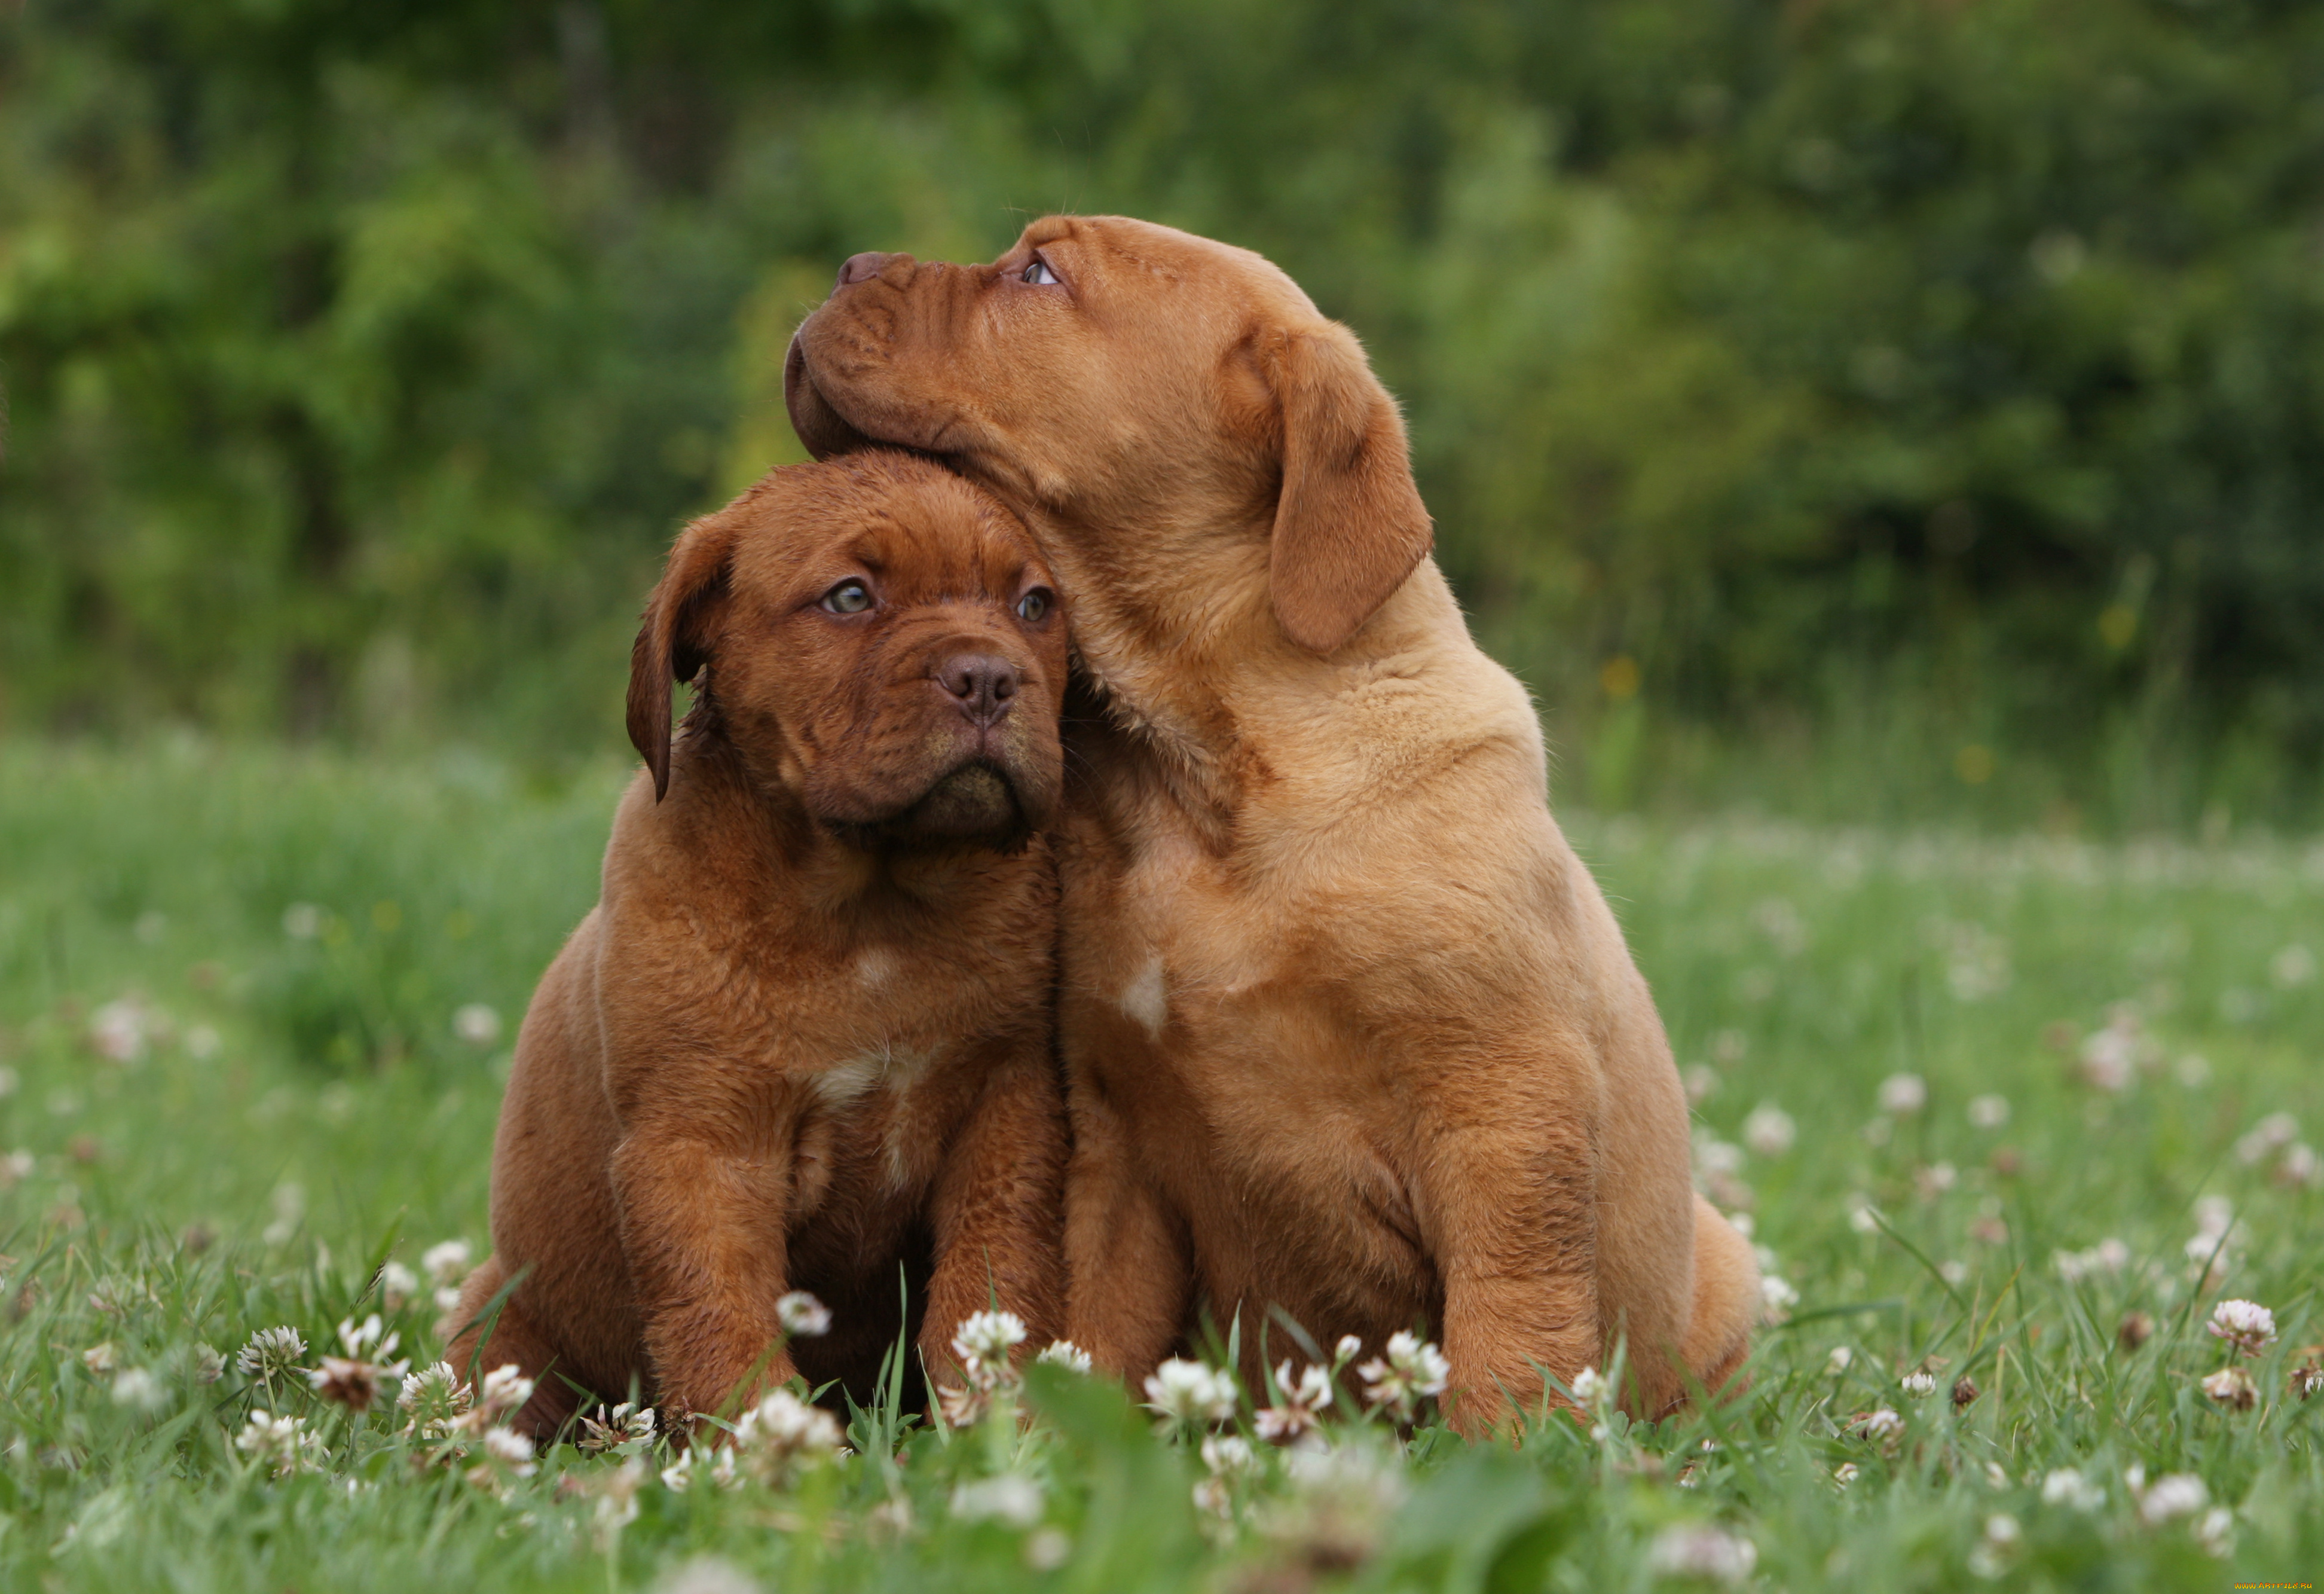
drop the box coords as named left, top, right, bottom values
left=937, top=654, right=1020, bottom=727
left=838, top=251, right=896, bottom=288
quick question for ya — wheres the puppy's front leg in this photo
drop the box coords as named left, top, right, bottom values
left=609, top=1119, right=797, bottom=1425
left=920, top=1040, right=1068, bottom=1387
left=1421, top=1089, right=1601, bottom=1439
left=1060, top=1076, right=1191, bottom=1385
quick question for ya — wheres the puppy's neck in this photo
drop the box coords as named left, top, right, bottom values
left=1038, top=500, right=1467, bottom=845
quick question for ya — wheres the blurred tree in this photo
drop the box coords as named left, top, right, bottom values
left=2, top=0, right=2319, bottom=823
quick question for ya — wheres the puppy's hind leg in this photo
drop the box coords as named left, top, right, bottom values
left=1665, top=1195, right=1759, bottom=1414
left=442, top=1253, right=585, bottom=1440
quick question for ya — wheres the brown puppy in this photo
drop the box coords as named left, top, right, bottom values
left=784, top=219, right=1759, bottom=1431
left=448, top=450, right=1071, bottom=1437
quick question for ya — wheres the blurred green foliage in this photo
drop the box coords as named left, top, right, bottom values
left=4, top=0, right=2322, bottom=826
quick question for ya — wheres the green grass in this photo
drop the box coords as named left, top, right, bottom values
left=0, top=738, right=2317, bottom=1592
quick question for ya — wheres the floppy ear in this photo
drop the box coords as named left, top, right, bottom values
left=626, top=512, right=739, bottom=801
left=1268, top=323, right=1434, bottom=654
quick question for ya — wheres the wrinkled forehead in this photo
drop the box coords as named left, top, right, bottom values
left=732, top=463, right=1048, bottom=600
left=1013, top=215, right=1320, bottom=322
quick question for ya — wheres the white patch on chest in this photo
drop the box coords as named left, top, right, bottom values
left=809, top=1055, right=883, bottom=1107
left=1119, top=954, right=1169, bottom=1040
left=852, top=947, right=898, bottom=989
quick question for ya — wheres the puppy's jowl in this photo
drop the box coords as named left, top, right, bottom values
left=450, top=451, right=1071, bottom=1437
left=789, top=219, right=1759, bottom=1431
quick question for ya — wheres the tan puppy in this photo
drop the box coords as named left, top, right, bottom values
left=448, top=451, right=1071, bottom=1437
left=784, top=219, right=1758, bottom=1430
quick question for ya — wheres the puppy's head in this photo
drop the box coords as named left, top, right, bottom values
left=627, top=451, right=1066, bottom=850
left=785, top=216, right=1432, bottom=655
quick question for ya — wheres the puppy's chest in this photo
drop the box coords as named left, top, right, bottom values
left=1060, top=808, right=1393, bottom=1139
left=761, top=947, right=1025, bottom=1211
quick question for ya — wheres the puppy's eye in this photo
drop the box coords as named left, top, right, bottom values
left=1022, top=258, right=1060, bottom=286
left=1016, top=588, right=1053, bottom=623
left=821, top=579, right=874, bottom=615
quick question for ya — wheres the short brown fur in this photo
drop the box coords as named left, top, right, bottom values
left=449, top=451, right=1071, bottom=1435
left=788, top=220, right=1757, bottom=1431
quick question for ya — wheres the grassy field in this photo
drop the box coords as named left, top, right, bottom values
left=0, top=738, right=2317, bottom=1592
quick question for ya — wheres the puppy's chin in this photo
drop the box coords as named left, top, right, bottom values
left=782, top=334, right=876, bottom=462
left=828, top=762, right=1035, bottom=856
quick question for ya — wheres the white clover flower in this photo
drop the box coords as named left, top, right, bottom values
left=658, top=1448, right=699, bottom=1494
left=89, top=1000, right=150, bottom=1064
left=1849, top=1407, right=1903, bottom=1444
left=1760, top=1275, right=1799, bottom=1320
left=1569, top=1366, right=1610, bottom=1407
left=82, top=1342, right=117, bottom=1375
left=1968, top=1513, right=2022, bottom=1578
left=1900, top=1370, right=1938, bottom=1398
left=111, top=1367, right=165, bottom=1410
left=1201, top=1434, right=1256, bottom=1476
left=2207, top=1298, right=2277, bottom=1357
left=1967, top=1094, right=2011, bottom=1129
left=420, top=1239, right=473, bottom=1288
left=1832, top=1462, right=1859, bottom=1487
left=476, top=1363, right=535, bottom=1421
left=2194, top=1505, right=2235, bottom=1558
left=2235, top=1111, right=2299, bottom=1166
left=236, top=1326, right=306, bottom=1387
left=452, top=1003, right=502, bottom=1047
left=1255, top=1360, right=1334, bottom=1443
left=189, top=1344, right=225, bottom=1385
left=1331, top=1335, right=1362, bottom=1366
left=777, top=1290, right=832, bottom=1338
left=1143, top=1358, right=1241, bottom=1427
left=1694, top=1137, right=1745, bottom=1178
left=1827, top=1346, right=1854, bottom=1373
left=1356, top=1331, right=1450, bottom=1422
left=282, top=903, right=323, bottom=940
left=310, top=1353, right=404, bottom=1413
left=2041, top=1468, right=2103, bottom=1511
left=2270, top=945, right=2314, bottom=988
left=1646, top=1523, right=1757, bottom=1585
left=950, top=1473, right=1044, bottom=1527
left=726, top=1390, right=845, bottom=1487
left=1848, top=1198, right=1880, bottom=1234
left=237, top=1410, right=326, bottom=1477
left=578, top=1401, right=658, bottom=1454
left=952, top=1309, right=1028, bottom=1369
left=2138, top=1473, right=2208, bottom=1525
left=2277, top=1143, right=2324, bottom=1190
left=1877, top=1073, right=1927, bottom=1115
left=2192, top=1193, right=2232, bottom=1235
left=480, top=1425, right=536, bottom=1476
left=1035, top=1340, right=1093, bottom=1374
left=2201, top=1365, right=2257, bottom=1410
left=396, top=1360, right=472, bottom=1439
left=378, top=1260, right=418, bottom=1314
left=1742, top=1104, right=1796, bottom=1157
left=2080, top=1024, right=2137, bottom=1092
left=337, top=1314, right=396, bottom=1359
